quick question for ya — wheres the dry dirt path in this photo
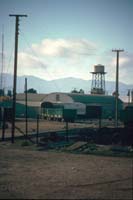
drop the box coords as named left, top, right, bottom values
left=0, top=143, right=132, bottom=199
left=0, top=120, right=99, bottom=138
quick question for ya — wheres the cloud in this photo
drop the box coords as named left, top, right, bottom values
left=15, top=38, right=99, bottom=80
left=106, top=52, right=133, bottom=84
left=18, top=52, right=47, bottom=68
left=119, top=53, right=133, bottom=83
left=111, top=54, right=129, bottom=67
left=32, top=38, right=97, bottom=57
left=17, top=52, right=48, bottom=78
left=14, top=38, right=132, bottom=84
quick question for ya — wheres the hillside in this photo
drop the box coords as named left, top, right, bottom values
left=2, top=73, right=133, bottom=100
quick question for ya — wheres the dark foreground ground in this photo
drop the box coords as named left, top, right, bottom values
left=0, top=142, right=132, bottom=200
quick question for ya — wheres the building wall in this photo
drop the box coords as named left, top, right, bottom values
left=42, top=93, right=123, bottom=119
left=0, top=93, right=124, bottom=119
left=0, top=100, right=40, bottom=119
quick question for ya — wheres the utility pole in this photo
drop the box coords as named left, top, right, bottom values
left=112, top=49, right=124, bottom=128
left=25, top=78, right=28, bottom=139
left=0, top=25, right=4, bottom=92
left=9, top=14, right=27, bottom=143
left=127, top=89, right=130, bottom=104
left=131, top=90, right=133, bottom=103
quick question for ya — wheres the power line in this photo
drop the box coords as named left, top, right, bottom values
left=19, top=31, right=62, bottom=92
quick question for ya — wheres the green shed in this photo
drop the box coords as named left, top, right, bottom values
left=69, top=93, right=123, bottom=118
left=41, top=92, right=123, bottom=119
left=0, top=100, right=39, bottom=119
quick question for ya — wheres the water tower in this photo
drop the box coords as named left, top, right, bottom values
left=90, top=64, right=106, bottom=95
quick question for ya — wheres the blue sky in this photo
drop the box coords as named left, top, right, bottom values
left=0, top=0, right=133, bottom=84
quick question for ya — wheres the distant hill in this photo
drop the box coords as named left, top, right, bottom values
left=2, top=73, right=133, bottom=101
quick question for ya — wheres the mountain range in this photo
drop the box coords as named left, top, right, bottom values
left=2, top=73, right=133, bottom=101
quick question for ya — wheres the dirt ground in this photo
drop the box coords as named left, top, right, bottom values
left=0, top=120, right=98, bottom=138
left=0, top=119, right=118, bottom=138
left=0, top=142, right=132, bottom=199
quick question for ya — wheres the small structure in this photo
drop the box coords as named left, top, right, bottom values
left=41, top=92, right=123, bottom=119
left=15, top=93, right=47, bottom=118
left=0, top=92, right=123, bottom=120
left=90, top=64, right=106, bottom=95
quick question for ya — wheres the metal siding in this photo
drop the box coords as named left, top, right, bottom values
left=69, top=94, right=123, bottom=118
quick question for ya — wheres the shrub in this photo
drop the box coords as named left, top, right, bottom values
left=21, top=140, right=31, bottom=146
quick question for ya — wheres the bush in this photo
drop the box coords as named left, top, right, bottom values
left=97, top=127, right=112, bottom=145
left=21, top=140, right=31, bottom=146
left=78, top=128, right=96, bottom=142
left=110, top=145, right=130, bottom=153
left=87, top=143, right=97, bottom=151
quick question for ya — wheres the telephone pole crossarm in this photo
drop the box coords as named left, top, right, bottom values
left=9, top=14, right=27, bottom=17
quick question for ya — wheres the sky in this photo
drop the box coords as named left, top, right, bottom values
left=0, top=0, right=133, bottom=85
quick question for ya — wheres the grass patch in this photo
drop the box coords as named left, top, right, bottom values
left=21, top=140, right=31, bottom=147
left=1, top=139, right=133, bottom=158
left=61, top=142, right=133, bottom=157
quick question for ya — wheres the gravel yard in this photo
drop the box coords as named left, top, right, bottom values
left=0, top=142, right=132, bottom=199
left=0, top=119, right=100, bottom=138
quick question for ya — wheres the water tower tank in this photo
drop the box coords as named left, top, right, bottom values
left=90, top=64, right=106, bottom=95
left=94, top=64, right=105, bottom=73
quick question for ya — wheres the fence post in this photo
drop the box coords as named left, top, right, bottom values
left=66, top=121, right=69, bottom=142
left=36, top=114, right=39, bottom=144
left=99, top=116, right=102, bottom=129
left=2, top=109, right=6, bottom=141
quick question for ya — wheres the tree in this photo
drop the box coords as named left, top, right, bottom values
left=0, top=89, right=4, bottom=96
left=71, top=88, right=85, bottom=94
left=71, top=88, right=79, bottom=93
left=79, top=89, right=84, bottom=94
left=7, top=90, right=12, bottom=97
left=25, top=88, right=37, bottom=94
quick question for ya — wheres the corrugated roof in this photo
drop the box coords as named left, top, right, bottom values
left=16, top=93, right=47, bottom=102
left=41, top=92, right=123, bottom=105
left=68, top=93, right=123, bottom=104
left=13, top=92, right=123, bottom=107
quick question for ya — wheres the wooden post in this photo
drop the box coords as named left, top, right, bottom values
left=2, top=109, right=5, bottom=141
left=25, top=78, right=28, bottom=139
left=66, top=121, right=69, bottom=142
left=99, top=115, right=102, bottom=129
left=9, top=14, right=27, bottom=143
left=36, top=114, right=39, bottom=144
left=112, top=49, right=124, bottom=128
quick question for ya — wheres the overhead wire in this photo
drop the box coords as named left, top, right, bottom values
left=2, top=19, right=15, bottom=92
left=6, top=16, right=131, bottom=95
left=19, top=30, right=62, bottom=92
left=2, top=43, right=14, bottom=93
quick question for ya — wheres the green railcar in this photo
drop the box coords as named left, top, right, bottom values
left=44, top=108, right=63, bottom=120
left=120, top=106, right=133, bottom=126
left=63, top=109, right=77, bottom=122
left=44, top=107, right=77, bottom=122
